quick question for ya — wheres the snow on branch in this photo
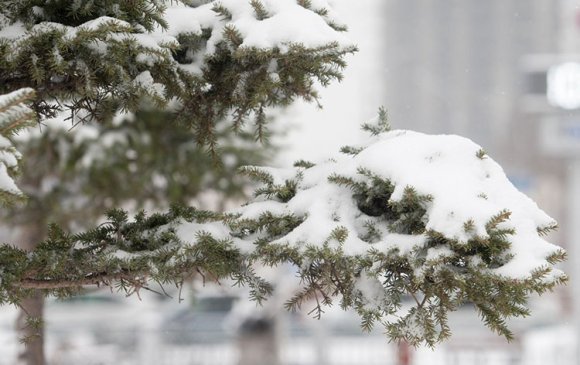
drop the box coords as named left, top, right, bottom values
left=0, top=0, right=356, bottom=146
left=196, top=111, right=567, bottom=344
left=163, top=0, right=351, bottom=55
left=0, top=112, right=566, bottom=346
left=234, top=128, right=564, bottom=280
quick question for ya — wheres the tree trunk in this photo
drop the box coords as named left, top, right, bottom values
left=16, top=223, right=47, bottom=365
left=17, top=293, right=45, bottom=365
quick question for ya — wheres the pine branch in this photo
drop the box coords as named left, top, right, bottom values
left=250, top=0, right=269, bottom=20
left=17, top=273, right=141, bottom=290
left=0, top=2, right=356, bottom=150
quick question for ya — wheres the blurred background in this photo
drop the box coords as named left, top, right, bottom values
left=1, top=0, right=580, bottom=364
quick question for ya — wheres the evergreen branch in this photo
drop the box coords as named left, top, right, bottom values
left=0, top=194, right=567, bottom=347
left=0, top=3, right=356, bottom=151
left=17, top=272, right=142, bottom=290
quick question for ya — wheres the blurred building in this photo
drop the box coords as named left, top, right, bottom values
left=383, top=1, right=574, bottom=363
left=383, top=1, right=558, bottom=160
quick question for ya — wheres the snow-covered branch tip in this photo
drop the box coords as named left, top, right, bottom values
left=215, top=111, right=567, bottom=345
left=0, top=112, right=567, bottom=346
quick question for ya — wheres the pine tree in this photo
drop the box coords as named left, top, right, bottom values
left=0, top=1, right=354, bottom=363
left=0, top=1, right=568, bottom=362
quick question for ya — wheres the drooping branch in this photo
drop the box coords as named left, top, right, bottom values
left=0, top=115, right=568, bottom=346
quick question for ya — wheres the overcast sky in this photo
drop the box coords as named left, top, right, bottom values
left=277, top=0, right=386, bottom=166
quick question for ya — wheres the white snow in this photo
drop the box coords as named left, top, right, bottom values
left=0, top=163, right=20, bottom=196
left=354, top=269, right=387, bottom=310
left=373, top=233, right=428, bottom=256
left=227, top=129, right=565, bottom=282
left=0, top=88, right=37, bottom=199
left=0, top=0, right=353, bottom=104
left=76, top=16, right=131, bottom=31
left=354, top=131, right=554, bottom=242
left=0, top=22, right=26, bottom=40
left=349, top=130, right=562, bottom=279
left=133, top=71, right=166, bottom=99
left=162, top=0, right=351, bottom=54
